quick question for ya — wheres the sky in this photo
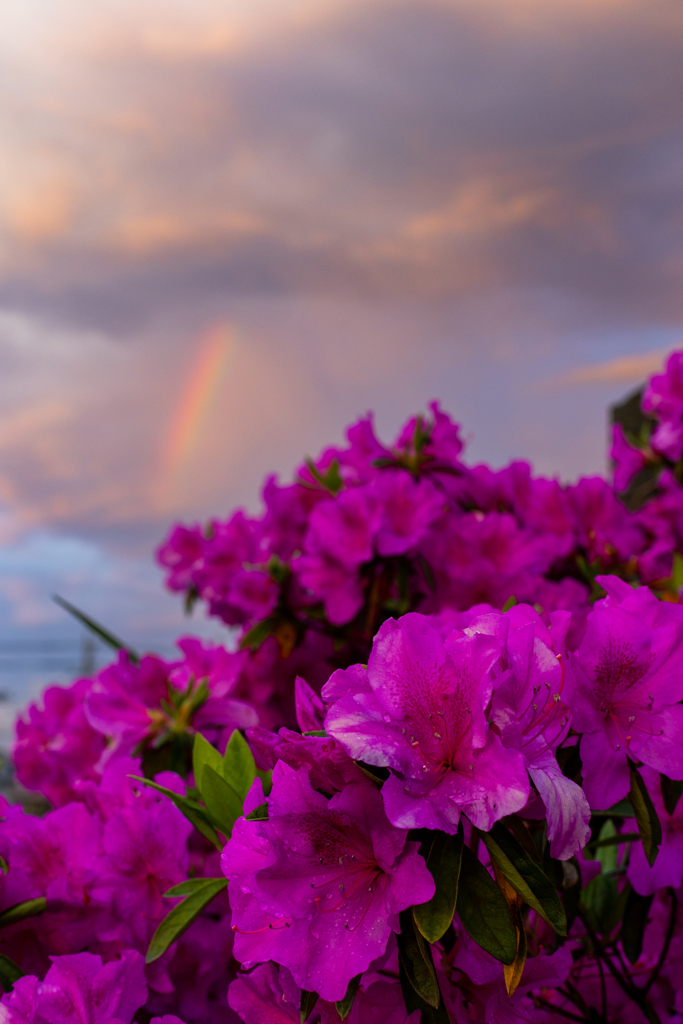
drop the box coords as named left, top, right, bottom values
left=1, top=0, right=683, bottom=736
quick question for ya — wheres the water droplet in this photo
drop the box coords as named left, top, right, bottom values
left=383, top=714, right=392, bottom=723
left=240, top=885, right=251, bottom=894
left=312, top=931, right=320, bottom=939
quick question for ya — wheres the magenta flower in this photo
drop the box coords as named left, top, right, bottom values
left=611, top=424, right=648, bottom=493
left=228, top=962, right=299, bottom=1024
left=418, top=511, right=556, bottom=612
left=565, top=476, right=645, bottom=563
left=156, top=524, right=204, bottom=592
left=439, top=923, right=572, bottom=1024
left=323, top=613, right=529, bottom=832
left=87, top=774, right=192, bottom=950
left=643, top=350, right=683, bottom=461
left=568, top=575, right=683, bottom=809
left=221, top=762, right=434, bottom=1001
left=247, top=725, right=367, bottom=795
left=293, top=551, right=364, bottom=625
left=0, top=950, right=148, bottom=1024
left=372, top=471, right=443, bottom=557
left=85, top=645, right=257, bottom=767
left=14, top=680, right=106, bottom=807
left=294, top=676, right=325, bottom=733
left=303, top=487, right=381, bottom=569
left=467, top=604, right=591, bottom=860
left=228, top=961, right=417, bottom=1024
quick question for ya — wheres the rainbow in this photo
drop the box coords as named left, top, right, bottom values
left=156, top=322, right=234, bottom=512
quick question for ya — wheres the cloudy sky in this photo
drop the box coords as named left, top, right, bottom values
left=0, top=0, right=682, bottom=724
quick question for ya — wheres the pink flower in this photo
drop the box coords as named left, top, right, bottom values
left=221, top=763, right=434, bottom=1001
left=568, top=575, right=683, bottom=808
left=14, top=680, right=105, bottom=807
left=324, top=613, right=529, bottom=832
left=0, top=950, right=148, bottom=1024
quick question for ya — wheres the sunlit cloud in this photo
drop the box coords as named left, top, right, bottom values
left=536, top=348, right=678, bottom=392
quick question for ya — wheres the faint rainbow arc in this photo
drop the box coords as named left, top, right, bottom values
left=157, top=323, right=234, bottom=511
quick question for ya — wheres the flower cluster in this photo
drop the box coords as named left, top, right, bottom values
left=5, top=354, right=683, bottom=1023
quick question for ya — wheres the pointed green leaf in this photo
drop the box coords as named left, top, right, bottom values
left=582, top=873, right=618, bottom=936
left=300, top=990, right=318, bottom=1023
left=146, top=878, right=227, bottom=962
left=193, top=733, right=223, bottom=789
left=660, top=773, right=683, bottom=817
left=398, top=946, right=450, bottom=1024
left=561, top=858, right=582, bottom=935
left=130, top=776, right=221, bottom=849
left=396, top=908, right=440, bottom=1008
left=0, top=897, right=47, bottom=929
left=0, top=955, right=23, bottom=993
left=200, top=766, right=243, bottom=839
left=414, top=829, right=463, bottom=944
left=244, top=802, right=269, bottom=821
left=503, top=906, right=527, bottom=997
left=629, top=764, right=662, bottom=866
left=621, top=886, right=654, bottom=965
left=52, top=595, right=139, bottom=663
left=480, top=823, right=566, bottom=935
left=501, top=596, right=517, bottom=612
left=164, top=877, right=226, bottom=898
left=335, top=974, right=361, bottom=1019
left=673, top=552, right=683, bottom=590
left=223, top=730, right=258, bottom=801
left=456, top=845, right=516, bottom=965
left=239, top=616, right=281, bottom=652
left=590, top=799, right=634, bottom=817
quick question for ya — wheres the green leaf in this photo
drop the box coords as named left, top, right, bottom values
left=629, top=763, right=662, bottom=867
left=660, top=773, right=683, bottom=816
left=621, top=886, right=654, bottom=965
left=582, top=873, right=618, bottom=935
left=590, top=799, right=634, bottom=817
left=455, top=844, right=517, bottom=965
left=501, top=595, right=517, bottom=612
left=480, top=823, right=566, bottom=936
left=0, top=896, right=47, bottom=929
left=586, top=832, right=639, bottom=852
left=193, top=732, right=223, bottom=789
left=396, top=908, right=440, bottom=1008
left=164, top=877, right=225, bottom=898
left=301, top=457, right=343, bottom=496
left=52, top=595, right=139, bottom=663
left=414, top=829, right=463, bottom=944
left=239, top=616, right=281, bottom=652
left=672, top=553, right=683, bottom=591
left=0, top=955, right=23, bottom=993
left=589, top=820, right=619, bottom=872
left=244, top=802, right=269, bottom=821
left=199, top=766, right=243, bottom=839
left=503, top=905, right=527, bottom=997
left=300, top=990, right=319, bottom=1023
left=303, top=731, right=327, bottom=738
left=335, top=974, right=361, bottom=1019
left=398, top=945, right=450, bottom=1024
left=130, top=776, right=222, bottom=850
left=560, top=858, right=582, bottom=934
left=352, top=761, right=389, bottom=786
left=146, top=878, right=228, bottom=963
left=223, top=729, right=258, bottom=801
